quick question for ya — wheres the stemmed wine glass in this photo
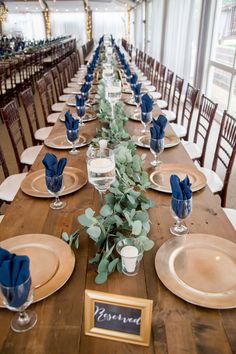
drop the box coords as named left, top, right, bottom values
left=76, top=105, right=86, bottom=126
left=141, top=111, right=152, bottom=134
left=150, top=137, right=164, bottom=167
left=134, top=94, right=141, bottom=115
left=87, top=147, right=116, bottom=206
left=0, top=276, right=37, bottom=333
left=46, top=174, right=66, bottom=210
left=170, top=197, right=192, bottom=236
left=66, top=128, right=79, bottom=155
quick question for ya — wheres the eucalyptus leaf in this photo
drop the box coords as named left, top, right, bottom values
left=89, top=253, right=102, bottom=264
left=95, top=272, right=108, bottom=284
left=132, top=220, right=142, bottom=236
left=62, top=232, right=69, bottom=242
left=98, top=258, right=109, bottom=273
left=108, top=258, right=119, bottom=273
left=78, top=214, right=95, bottom=227
left=100, top=204, right=113, bottom=217
left=87, top=226, right=101, bottom=240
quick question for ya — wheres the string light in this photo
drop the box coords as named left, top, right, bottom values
left=0, top=1, right=8, bottom=23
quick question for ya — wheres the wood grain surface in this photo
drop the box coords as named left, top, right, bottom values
left=0, top=90, right=236, bottom=354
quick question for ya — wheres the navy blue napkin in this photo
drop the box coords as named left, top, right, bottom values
left=130, top=73, right=138, bottom=85
left=151, top=115, right=167, bottom=139
left=170, top=175, right=192, bottom=218
left=65, top=110, right=79, bottom=130
left=141, top=94, right=153, bottom=113
left=81, top=82, right=91, bottom=94
left=132, top=83, right=142, bottom=96
left=85, top=74, right=93, bottom=83
left=42, top=153, right=67, bottom=177
left=0, top=247, right=31, bottom=307
left=76, top=94, right=85, bottom=108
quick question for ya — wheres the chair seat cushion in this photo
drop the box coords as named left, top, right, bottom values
left=223, top=208, right=236, bottom=230
left=59, top=94, right=72, bottom=102
left=197, top=167, right=223, bottom=193
left=182, top=141, right=202, bottom=160
left=71, top=78, right=80, bottom=83
left=157, top=99, right=168, bottom=109
left=163, top=110, right=176, bottom=122
left=67, top=82, right=80, bottom=88
left=63, top=87, right=78, bottom=94
left=171, top=123, right=186, bottom=138
left=20, top=145, right=43, bottom=165
left=52, top=102, right=65, bottom=112
left=34, top=127, right=53, bottom=141
left=47, top=112, right=60, bottom=124
left=0, top=172, right=27, bottom=202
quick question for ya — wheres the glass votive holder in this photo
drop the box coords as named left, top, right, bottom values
left=116, top=238, right=143, bottom=276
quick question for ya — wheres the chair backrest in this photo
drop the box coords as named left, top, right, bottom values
left=0, top=145, right=9, bottom=180
left=57, top=62, right=67, bottom=90
left=153, top=60, right=160, bottom=87
left=44, top=70, right=56, bottom=105
left=158, top=64, right=166, bottom=95
left=1, top=100, right=27, bottom=172
left=51, top=67, right=63, bottom=101
left=212, top=111, right=236, bottom=207
left=170, top=75, right=184, bottom=122
left=193, top=94, right=218, bottom=166
left=180, top=83, right=199, bottom=141
left=148, top=57, right=155, bottom=82
left=36, top=77, right=51, bottom=125
left=163, top=69, right=174, bottom=108
left=20, top=87, right=40, bottom=146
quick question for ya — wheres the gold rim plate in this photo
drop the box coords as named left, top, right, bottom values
left=44, top=133, right=91, bottom=149
left=155, top=234, right=236, bottom=309
left=149, top=163, right=206, bottom=193
left=132, top=134, right=180, bottom=149
left=21, top=167, right=87, bottom=198
left=0, top=234, right=75, bottom=306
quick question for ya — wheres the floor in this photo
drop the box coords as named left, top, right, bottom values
left=0, top=87, right=235, bottom=217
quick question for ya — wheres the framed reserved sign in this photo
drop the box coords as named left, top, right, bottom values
left=84, top=289, right=153, bottom=346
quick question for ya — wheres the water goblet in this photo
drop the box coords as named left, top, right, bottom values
left=170, top=197, right=192, bottom=236
left=76, top=105, right=86, bottom=126
left=150, top=137, right=164, bottom=167
left=0, top=276, right=37, bottom=333
left=46, top=174, right=66, bottom=210
left=141, top=111, right=152, bottom=134
left=106, top=80, right=121, bottom=120
left=86, top=147, right=116, bottom=206
left=66, top=128, right=79, bottom=155
left=134, top=94, right=141, bottom=115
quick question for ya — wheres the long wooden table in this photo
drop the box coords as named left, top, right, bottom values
left=0, top=86, right=236, bottom=354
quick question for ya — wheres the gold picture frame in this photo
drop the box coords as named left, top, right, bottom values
left=84, top=289, right=153, bottom=347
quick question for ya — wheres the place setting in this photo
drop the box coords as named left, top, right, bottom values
left=21, top=152, right=87, bottom=203
left=154, top=174, right=236, bottom=309
left=62, top=94, right=97, bottom=123
left=46, top=110, right=93, bottom=150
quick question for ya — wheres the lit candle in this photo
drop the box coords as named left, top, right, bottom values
left=120, top=245, right=139, bottom=273
left=89, top=158, right=115, bottom=174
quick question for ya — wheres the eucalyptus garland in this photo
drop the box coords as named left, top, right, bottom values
left=62, top=55, right=155, bottom=284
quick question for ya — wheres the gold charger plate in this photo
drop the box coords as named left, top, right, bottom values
left=124, top=98, right=136, bottom=106
left=155, top=234, right=236, bottom=309
left=132, top=134, right=180, bottom=149
left=149, top=163, right=206, bottom=193
left=21, top=167, right=87, bottom=198
left=0, top=234, right=75, bottom=306
left=44, top=133, right=91, bottom=149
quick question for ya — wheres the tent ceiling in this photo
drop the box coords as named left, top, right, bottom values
left=5, top=0, right=137, bottom=12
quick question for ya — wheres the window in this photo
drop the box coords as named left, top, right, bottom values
left=207, top=0, right=236, bottom=114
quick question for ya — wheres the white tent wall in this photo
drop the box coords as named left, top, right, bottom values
left=93, top=12, right=127, bottom=44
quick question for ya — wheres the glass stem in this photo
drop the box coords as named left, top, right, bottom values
left=18, top=311, right=30, bottom=325
left=176, top=218, right=182, bottom=229
left=55, top=196, right=60, bottom=205
left=111, top=103, right=114, bottom=120
left=99, top=191, right=104, bottom=208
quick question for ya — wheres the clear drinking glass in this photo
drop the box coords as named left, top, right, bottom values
left=46, top=174, right=66, bottom=210
left=106, top=80, right=121, bottom=120
left=134, top=94, right=141, bottom=115
left=76, top=105, right=86, bottom=126
left=0, top=276, right=37, bottom=333
left=141, top=111, right=152, bottom=134
left=87, top=147, right=116, bottom=206
left=116, top=238, right=143, bottom=276
left=66, top=128, right=79, bottom=155
left=170, top=197, right=192, bottom=236
left=150, top=137, right=164, bottom=167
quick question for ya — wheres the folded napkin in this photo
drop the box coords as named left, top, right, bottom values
left=76, top=94, right=85, bottom=108
left=87, top=66, right=94, bottom=76
left=141, top=94, right=153, bottom=114
left=0, top=247, right=31, bottom=308
left=81, top=83, right=91, bottom=95
left=132, top=83, right=142, bottom=96
left=125, top=67, right=132, bottom=78
left=42, top=153, right=67, bottom=177
left=85, top=74, right=93, bottom=83
left=130, top=73, right=138, bottom=85
left=150, top=115, right=167, bottom=139
left=65, top=110, right=79, bottom=130
left=170, top=175, right=192, bottom=218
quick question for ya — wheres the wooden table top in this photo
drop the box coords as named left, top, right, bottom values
left=0, top=89, right=236, bottom=354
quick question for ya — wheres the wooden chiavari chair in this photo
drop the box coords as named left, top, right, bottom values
left=162, top=75, right=184, bottom=123
left=44, top=71, right=64, bottom=112
left=182, top=94, right=218, bottom=166
left=36, top=77, right=60, bottom=125
left=157, top=69, right=174, bottom=109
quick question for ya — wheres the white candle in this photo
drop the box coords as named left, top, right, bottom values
left=121, top=245, right=139, bottom=273
left=98, top=139, right=108, bottom=149
left=89, top=158, right=115, bottom=174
